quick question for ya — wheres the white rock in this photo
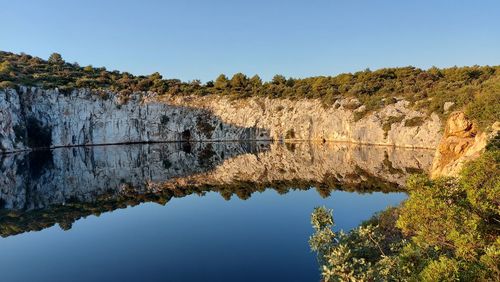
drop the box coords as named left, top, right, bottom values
left=0, top=87, right=443, bottom=153
left=444, top=101, right=455, bottom=113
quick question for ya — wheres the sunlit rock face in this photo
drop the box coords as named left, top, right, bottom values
left=0, top=87, right=442, bottom=154
left=167, top=95, right=442, bottom=148
left=430, top=112, right=499, bottom=178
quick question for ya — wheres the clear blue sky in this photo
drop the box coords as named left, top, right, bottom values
left=1, top=0, right=499, bottom=82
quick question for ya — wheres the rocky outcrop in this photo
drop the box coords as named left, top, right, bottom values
left=0, top=87, right=442, bottom=153
left=430, top=112, right=499, bottom=178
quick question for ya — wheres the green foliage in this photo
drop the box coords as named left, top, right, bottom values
left=0, top=81, right=16, bottom=89
left=459, top=149, right=500, bottom=222
left=48, top=52, right=64, bottom=64
left=311, top=148, right=500, bottom=281
left=382, top=115, right=405, bottom=137
left=0, top=61, right=12, bottom=74
left=230, top=73, right=248, bottom=90
left=464, top=86, right=500, bottom=130
left=311, top=206, right=333, bottom=232
left=398, top=150, right=499, bottom=262
left=0, top=51, right=175, bottom=95
left=404, top=116, right=425, bottom=127
left=1, top=51, right=498, bottom=127
left=310, top=207, right=408, bottom=281
left=419, top=256, right=461, bottom=281
left=214, top=74, right=229, bottom=91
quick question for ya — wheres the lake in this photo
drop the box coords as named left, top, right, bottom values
left=0, top=142, right=433, bottom=282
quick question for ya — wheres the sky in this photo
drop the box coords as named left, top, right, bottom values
left=1, top=0, right=499, bottom=82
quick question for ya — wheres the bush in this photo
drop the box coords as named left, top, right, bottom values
left=311, top=147, right=500, bottom=281
left=404, top=116, right=425, bottom=127
left=0, top=81, right=16, bottom=89
left=383, top=116, right=404, bottom=137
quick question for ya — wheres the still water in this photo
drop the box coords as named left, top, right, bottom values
left=0, top=142, right=433, bottom=282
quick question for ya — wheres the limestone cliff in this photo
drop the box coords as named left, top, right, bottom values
left=430, top=112, right=499, bottom=178
left=166, top=95, right=442, bottom=148
left=0, top=87, right=442, bottom=153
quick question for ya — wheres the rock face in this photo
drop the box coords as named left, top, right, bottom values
left=0, top=89, right=25, bottom=152
left=0, top=87, right=442, bottom=153
left=0, top=87, right=268, bottom=153
left=431, top=112, right=499, bottom=178
left=167, top=95, right=442, bottom=148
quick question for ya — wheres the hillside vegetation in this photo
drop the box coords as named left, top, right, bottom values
left=1, top=51, right=499, bottom=127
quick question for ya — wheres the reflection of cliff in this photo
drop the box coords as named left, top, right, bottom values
left=0, top=142, right=433, bottom=237
left=0, top=142, right=263, bottom=210
left=158, top=142, right=433, bottom=191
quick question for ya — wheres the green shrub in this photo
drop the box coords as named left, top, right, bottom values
left=404, top=116, right=425, bottom=127
left=465, top=89, right=500, bottom=130
left=383, top=116, right=404, bottom=137
left=311, top=147, right=500, bottom=281
left=0, top=81, right=16, bottom=89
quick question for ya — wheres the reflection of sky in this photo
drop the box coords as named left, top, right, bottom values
left=0, top=189, right=406, bottom=282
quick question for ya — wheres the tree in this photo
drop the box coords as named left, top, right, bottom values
left=249, top=75, right=263, bottom=88
left=205, top=80, right=214, bottom=88
left=190, top=79, right=201, bottom=87
left=272, top=74, right=286, bottom=85
left=230, top=73, right=248, bottom=90
left=48, top=52, right=64, bottom=64
left=149, top=72, right=162, bottom=81
left=214, top=74, right=229, bottom=90
left=83, top=65, right=93, bottom=72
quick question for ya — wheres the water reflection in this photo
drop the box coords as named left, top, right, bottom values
left=0, top=142, right=433, bottom=237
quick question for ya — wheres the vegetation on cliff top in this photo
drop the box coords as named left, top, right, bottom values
left=1, top=51, right=499, bottom=126
left=310, top=144, right=500, bottom=281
